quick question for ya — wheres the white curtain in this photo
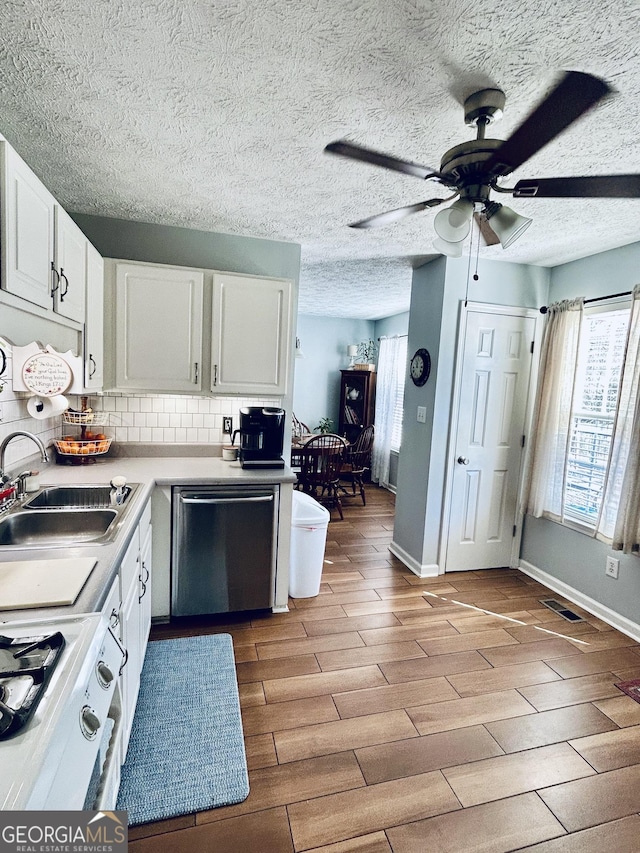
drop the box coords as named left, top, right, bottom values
left=599, top=285, right=640, bottom=552
left=521, top=298, right=584, bottom=520
left=372, top=335, right=404, bottom=488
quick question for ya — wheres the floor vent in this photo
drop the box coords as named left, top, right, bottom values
left=539, top=598, right=584, bottom=622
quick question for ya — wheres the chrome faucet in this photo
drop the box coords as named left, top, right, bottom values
left=0, top=431, right=50, bottom=484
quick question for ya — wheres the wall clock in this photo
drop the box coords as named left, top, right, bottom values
left=410, top=348, right=431, bottom=386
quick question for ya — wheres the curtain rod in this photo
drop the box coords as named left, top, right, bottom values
left=377, top=334, right=408, bottom=340
left=539, top=290, right=632, bottom=315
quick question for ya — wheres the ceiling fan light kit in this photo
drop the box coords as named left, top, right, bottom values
left=484, top=201, right=533, bottom=249
left=433, top=236, right=464, bottom=258
left=433, top=198, right=474, bottom=242
left=325, top=71, right=637, bottom=259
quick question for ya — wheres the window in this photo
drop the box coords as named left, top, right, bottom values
left=389, top=337, right=408, bottom=451
left=564, top=305, right=630, bottom=527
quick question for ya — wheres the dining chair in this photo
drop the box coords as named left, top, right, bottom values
left=339, top=425, right=374, bottom=506
left=296, top=433, right=349, bottom=519
left=291, top=413, right=312, bottom=469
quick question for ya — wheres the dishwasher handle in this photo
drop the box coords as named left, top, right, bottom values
left=179, top=494, right=274, bottom=506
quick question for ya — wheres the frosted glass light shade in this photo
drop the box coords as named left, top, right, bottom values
left=433, top=236, right=464, bottom=258
left=347, top=345, right=358, bottom=357
left=433, top=199, right=474, bottom=242
left=488, top=204, right=533, bottom=249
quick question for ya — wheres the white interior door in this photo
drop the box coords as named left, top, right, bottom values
left=445, top=306, right=536, bottom=572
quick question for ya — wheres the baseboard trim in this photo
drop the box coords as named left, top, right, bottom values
left=519, top=559, right=640, bottom=642
left=389, top=541, right=439, bottom=578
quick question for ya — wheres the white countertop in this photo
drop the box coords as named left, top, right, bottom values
left=0, top=454, right=296, bottom=623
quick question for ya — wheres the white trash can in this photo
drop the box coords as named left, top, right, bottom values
left=289, top=491, right=330, bottom=598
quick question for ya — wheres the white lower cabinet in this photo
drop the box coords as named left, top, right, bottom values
left=118, top=498, right=152, bottom=760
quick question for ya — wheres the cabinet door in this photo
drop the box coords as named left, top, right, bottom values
left=138, top=523, right=152, bottom=660
left=212, top=273, right=292, bottom=395
left=120, top=577, right=142, bottom=758
left=339, top=370, right=376, bottom=443
left=54, top=207, right=86, bottom=323
left=84, top=243, right=104, bottom=390
left=2, top=143, right=56, bottom=309
left=116, top=263, right=204, bottom=392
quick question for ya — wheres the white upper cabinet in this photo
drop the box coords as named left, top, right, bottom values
left=1, top=140, right=96, bottom=332
left=84, top=243, right=104, bottom=390
left=211, top=272, right=292, bottom=395
left=54, top=206, right=86, bottom=323
left=115, top=262, right=204, bottom=392
left=1, top=143, right=56, bottom=309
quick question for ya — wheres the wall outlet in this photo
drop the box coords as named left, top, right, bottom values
left=222, top=416, right=233, bottom=435
left=605, top=555, right=619, bottom=579
left=417, top=406, right=427, bottom=424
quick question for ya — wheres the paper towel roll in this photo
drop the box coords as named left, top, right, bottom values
left=27, top=394, right=68, bottom=420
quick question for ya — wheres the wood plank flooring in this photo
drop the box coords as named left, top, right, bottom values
left=129, top=486, right=640, bottom=852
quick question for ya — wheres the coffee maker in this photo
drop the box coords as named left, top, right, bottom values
left=232, top=407, right=285, bottom=469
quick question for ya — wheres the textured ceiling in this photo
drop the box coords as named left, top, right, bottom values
left=0, top=0, right=639, bottom=318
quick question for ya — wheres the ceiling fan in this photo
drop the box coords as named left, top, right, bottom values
left=325, top=71, right=640, bottom=256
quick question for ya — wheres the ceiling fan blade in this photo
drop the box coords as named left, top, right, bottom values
left=325, top=140, right=444, bottom=182
left=484, top=71, right=612, bottom=178
left=349, top=198, right=446, bottom=229
left=514, top=174, right=640, bottom=198
left=474, top=212, right=500, bottom=245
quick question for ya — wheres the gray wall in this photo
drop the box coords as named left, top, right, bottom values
left=520, top=239, right=640, bottom=625
left=393, top=255, right=550, bottom=573
left=375, top=311, right=409, bottom=339
left=71, top=214, right=301, bottom=282
left=293, top=315, right=375, bottom=432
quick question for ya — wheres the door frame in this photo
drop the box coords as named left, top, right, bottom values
left=438, top=300, right=544, bottom=575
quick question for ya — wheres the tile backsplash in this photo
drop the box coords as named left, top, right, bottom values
left=0, top=337, right=280, bottom=472
left=90, top=392, right=281, bottom=446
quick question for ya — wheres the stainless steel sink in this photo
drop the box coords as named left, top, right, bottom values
left=24, top=484, right=133, bottom=510
left=0, top=509, right=118, bottom=547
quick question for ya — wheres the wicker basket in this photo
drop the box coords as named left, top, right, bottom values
left=54, top=437, right=112, bottom=457
left=63, top=410, right=96, bottom=425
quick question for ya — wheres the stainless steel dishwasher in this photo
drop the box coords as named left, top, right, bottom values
left=171, top=484, right=278, bottom=616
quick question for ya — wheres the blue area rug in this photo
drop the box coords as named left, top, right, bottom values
left=116, top=633, right=249, bottom=825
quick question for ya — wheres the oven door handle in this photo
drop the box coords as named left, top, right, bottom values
left=179, top=495, right=274, bottom=505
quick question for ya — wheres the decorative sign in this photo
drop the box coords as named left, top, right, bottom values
left=22, top=352, right=72, bottom=396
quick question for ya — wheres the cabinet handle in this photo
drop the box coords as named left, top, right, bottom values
left=50, top=262, right=60, bottom=296
left=138, top=581, right=147, bottom=603
left=59, top=268, right=69, bottom=301
left=109, top=607, right=119, bottom=629
left=213, top=364, right=218, bottom=386
left=107, top=626, right=128, bottom=674
left=194, top=362, right=199, bottom=384
left=89, top=354, right=97, bottom=378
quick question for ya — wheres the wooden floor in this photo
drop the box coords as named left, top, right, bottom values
left=130, top=486, right=640, bottom=852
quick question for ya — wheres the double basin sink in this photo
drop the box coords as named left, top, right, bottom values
left=0, top=484, right=139, bottom=548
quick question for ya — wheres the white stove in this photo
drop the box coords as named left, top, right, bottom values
left=0, top=612, right=123, bottom=810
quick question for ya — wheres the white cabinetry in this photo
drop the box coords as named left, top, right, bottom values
left=0, top=142, right=93, bottom=325
left=115, top=262, right=204, bottom=392
left=118, top=498, right=152, bottom=758
left=211, top=272, right=292, bottom=395
left=1, top=143, right=56, bottom=309
left=84, top=243, right=104, bottom=390
left=54, top=206, right=86, bottom=323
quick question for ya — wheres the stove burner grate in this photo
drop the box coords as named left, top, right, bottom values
left=0, top=632, right=65, bottom=739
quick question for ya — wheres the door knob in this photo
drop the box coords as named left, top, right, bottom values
left=457, top=456, right=470, bottom=465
